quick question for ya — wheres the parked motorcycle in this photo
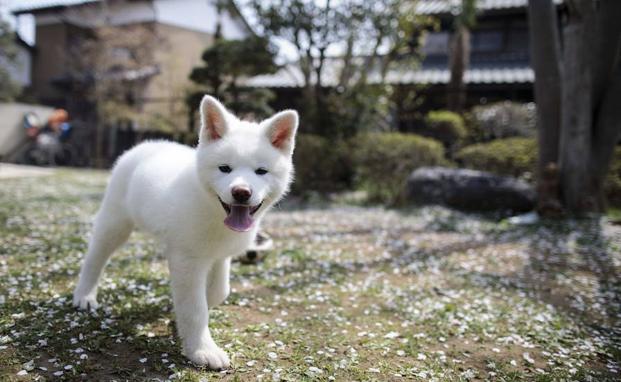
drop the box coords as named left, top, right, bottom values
left=20, top=110, right=75, bottom=166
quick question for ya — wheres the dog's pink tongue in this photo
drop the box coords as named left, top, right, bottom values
left=224, top=205, right=254, bottom=232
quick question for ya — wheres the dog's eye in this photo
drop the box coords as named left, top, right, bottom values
left=218, top=165, right=232, bottom=173
left=255, top=168, right=268, bottom=175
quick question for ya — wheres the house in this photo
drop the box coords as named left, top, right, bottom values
left=12, top=0, right=253, bottom=164
left=415, top=0, right=536, bottom=107
left=245, top=0, right=541, bottom=130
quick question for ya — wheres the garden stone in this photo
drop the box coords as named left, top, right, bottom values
left=406, top=166, right=535, bottom=212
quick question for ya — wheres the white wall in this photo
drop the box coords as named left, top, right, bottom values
left=0, top=103, right=54, bottom=158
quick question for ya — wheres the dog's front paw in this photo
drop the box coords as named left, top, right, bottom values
left=72, top=292, right=99, bottom=311
left=187, top=346, right=230, bottom=369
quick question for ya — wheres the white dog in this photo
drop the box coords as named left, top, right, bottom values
left=72, top=95, right=298, bottom=369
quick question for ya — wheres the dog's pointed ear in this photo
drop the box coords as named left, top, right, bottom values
left=199, top=95, right=228, bottom=143
left=264, top=110, right=298, bottom=155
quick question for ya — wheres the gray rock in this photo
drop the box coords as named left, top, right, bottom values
left=406, top=167, right=536, bottom=212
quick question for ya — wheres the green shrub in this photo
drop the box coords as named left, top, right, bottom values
left=354, top=132, right=446, bottom=204
left=422, top=110, right=467, bottom=147
left=455, top=138, right=621, bottom=208
left=455, top=137, right=537, bottom=178
left=291, top=134, right=353, bottom=195
left=605, top=147, right=621, bottom=208
left=467, top=101, right=536, bottom=143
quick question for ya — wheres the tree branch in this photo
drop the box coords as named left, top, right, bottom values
left=356, top=34, right=383, bottom=88
left=338, top=32, right=355, bottom=88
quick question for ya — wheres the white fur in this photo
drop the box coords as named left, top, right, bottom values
left=73, top=96, right=298, bottom=369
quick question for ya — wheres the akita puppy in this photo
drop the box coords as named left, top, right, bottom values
left=73, top=95, right=298, bottom=369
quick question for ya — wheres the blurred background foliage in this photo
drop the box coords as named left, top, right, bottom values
left=0, top=18, right=21, bottom=101
left=353, top=132, right=446, bottom=203
left=455, top=137, right=537, bottom=179
left=2, top=0, right=620, bottom=212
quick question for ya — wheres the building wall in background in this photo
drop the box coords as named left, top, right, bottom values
left=26, top=0, right=251, bottom=127
left=31, top=22, right=68, bottom=103
left=141, top=22, right=216, bottom=131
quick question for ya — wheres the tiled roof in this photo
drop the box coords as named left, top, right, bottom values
left=417, top=0, right=526, bottom=14
left=12, top=0, right=98, bottom=14
left=243, top=61, right=533, bottom=88
left=403, top=66, right=533, bottom=84
left=416, top=0, right=563, bottom=15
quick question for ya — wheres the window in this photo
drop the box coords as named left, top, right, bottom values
left=507, top=29, right=529, bottom=53
left=472, top=30, right=503, bottom=52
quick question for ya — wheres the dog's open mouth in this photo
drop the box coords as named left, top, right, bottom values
left=219, top=199, right=262, bottom=232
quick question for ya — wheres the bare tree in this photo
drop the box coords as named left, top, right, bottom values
left=251, top=0, right=424, bottom=136
left=529, top=0, right=621, bottom=215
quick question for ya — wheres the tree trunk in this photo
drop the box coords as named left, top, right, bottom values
left=529, top=0, right=621, bottom=216
left=590, top=66, right=621, bottom=210
left=447, top=24, right=470, bottom=113
left=313, top=50, right=328, bottom=136
left=95, top=121, right=106, bottom=168
left=107, top=123, right=118, bottom=160
left=590, top=0, right=621, bottom=109
left=528, top=0, right=563, bottom=214
left=298, top=51, right=316, bottom=134
left=338, top=32, right=355, bottom=88
left=589, top=1, right=621, bottom=210
left=559, top=0, right=595, bottom=214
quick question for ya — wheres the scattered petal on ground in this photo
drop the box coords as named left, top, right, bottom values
left=0, top=170, right=620, bottom=380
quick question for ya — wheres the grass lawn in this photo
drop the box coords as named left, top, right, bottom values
left=1, top=169, right=620, bottom=381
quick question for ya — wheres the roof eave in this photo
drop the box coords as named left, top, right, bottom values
left=227, top=0, right=257, bottom=37
left=12, top=1, right=99, bottom=16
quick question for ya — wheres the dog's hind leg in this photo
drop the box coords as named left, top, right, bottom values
left=73, top=207, right=133, bottom=310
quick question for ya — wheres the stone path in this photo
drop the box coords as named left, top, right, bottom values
left=0, top=163, right=55, bottom=179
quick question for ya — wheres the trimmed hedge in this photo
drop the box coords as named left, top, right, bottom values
left=423, top=110, right=467, bottom=147
left=291, top=134, right=353, bottom=195
left=456, top=139, right=621, bottom=208
left=467, top=101, right=536, bottom=143
left=455, top=137, right=537, bottom=179
left=354, top=132, right=446, bottom=204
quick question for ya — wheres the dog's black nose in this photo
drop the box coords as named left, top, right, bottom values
left=232, top=186, right=251, bottom=203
